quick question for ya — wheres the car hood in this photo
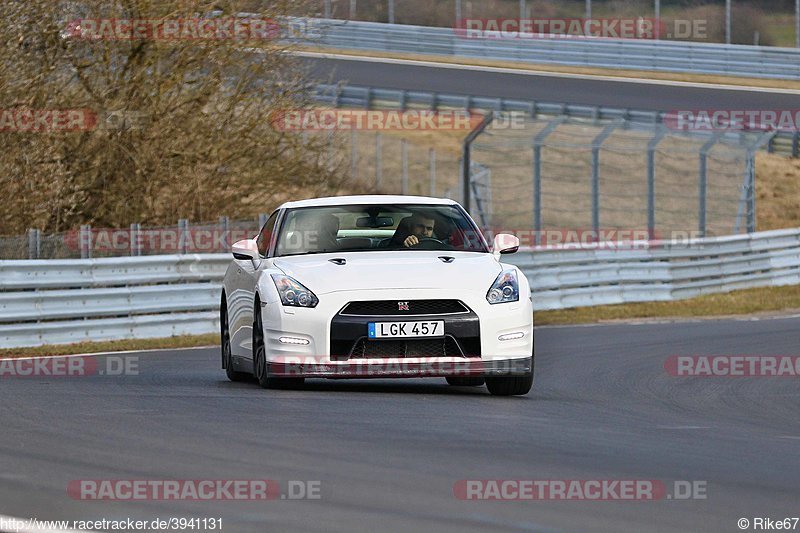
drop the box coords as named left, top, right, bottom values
left=272, top=251, right=502, bottom=295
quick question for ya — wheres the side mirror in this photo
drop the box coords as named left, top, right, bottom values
left=493, top=234, right=520, bottom=259
left=232, top=239, right=259, bottom=261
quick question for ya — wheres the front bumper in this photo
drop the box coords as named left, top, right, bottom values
left=267, top=356, right=532, bottom=378
left=260, top=288, right=533, bottom=378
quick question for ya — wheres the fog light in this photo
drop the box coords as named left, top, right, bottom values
left=498, top=332, right=524, bottom=341
left=279, top=336, right=310, bottom=345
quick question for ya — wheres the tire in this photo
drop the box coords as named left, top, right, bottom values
left=485, top=356, right=534, bottom=396
left=252, top=304, right=304, bottom=390
left=445, top=376, right=485, bottom=387
left=221, top=297, right=247, bottom=382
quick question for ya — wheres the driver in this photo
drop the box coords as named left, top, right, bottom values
left=401, top=213, right=435, bottom=248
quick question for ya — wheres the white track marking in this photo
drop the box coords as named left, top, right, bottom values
left=656, top=426, right=712, bottom=430
left=297, top=50, right=800, bottom=95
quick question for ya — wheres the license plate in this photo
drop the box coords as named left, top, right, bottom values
left=368, top=321, right=444, bottom=339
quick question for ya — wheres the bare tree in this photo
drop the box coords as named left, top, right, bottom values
left=0, top=0, right=346, bottom=234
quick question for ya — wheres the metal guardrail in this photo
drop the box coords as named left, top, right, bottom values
left=508, top=228, right=800, bottom=310
left=2, top=229, right=800, bottom=347
left=312, top=84, right=799, bottom=158
left=298, top=18, right=800, bottom=80
left=0, top=255, right=228, bottom=348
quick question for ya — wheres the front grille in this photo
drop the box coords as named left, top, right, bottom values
left=347, top=335, right=466, bottom=359
left=340, top=300, right=469, bottom=316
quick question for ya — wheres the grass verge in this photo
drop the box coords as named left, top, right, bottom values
left=535, top=285, right=800, bottom=326
left=0, top=334, right=218, bottom=359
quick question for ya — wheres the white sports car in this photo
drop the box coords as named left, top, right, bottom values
left=220, top=195, right=534, bottom=396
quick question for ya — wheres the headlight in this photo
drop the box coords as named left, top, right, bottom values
left=271, top=274, right=319, bottom=308
left=486, top=269, right=519, bottom=304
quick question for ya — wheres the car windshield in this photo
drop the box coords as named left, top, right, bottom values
left=274, top=203, right=489, bottom=257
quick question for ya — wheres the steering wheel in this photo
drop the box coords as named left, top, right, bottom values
left=410, top=237, right=448, bottom=250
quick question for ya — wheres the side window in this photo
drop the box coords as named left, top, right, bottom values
left=256, top=211, right=279, bottom=257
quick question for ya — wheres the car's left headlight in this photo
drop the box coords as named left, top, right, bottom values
left=271, top=274, right=319, bottom=308
left=486, top=269, right=519, bottom=304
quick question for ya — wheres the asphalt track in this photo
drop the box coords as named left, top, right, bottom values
left=304, top=56, right=800, bottom=111
left=1, top=316, right=799, bottom=532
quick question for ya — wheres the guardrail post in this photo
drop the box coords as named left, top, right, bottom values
left=178, top=219, right=189, bottom=254
left=324, top=0, right=331, bottom=19
left=739, top=131, right=777, bottom=233
left=401, top=139, right=408, bottom=194
left=699, top=132, right=724, bottom=237
left=725, top=0, right=732, bottom=44
left=532, top=116, right=566, bottom=245
left=591, top=121, right=622, bottom=237
left=388, top=0, right=395, bottom=24
left=27, top=229, right=40, bottom=260
left=219, top=216, right=230, bottom=252
left=349, top=0, right=356, bottom=20
left=327, top=132, right=335, bottom=169
left=429, top=148, right=436, bottom=196
left=462, top=113, right=495, bottom=213
left=796, top=0, right=800, bottom=48
left=647, top=128, right=667, bottom=238
left=793, top=131, right=799, bottom=158
left=375, top=132, right=382, bottom=190
left=455, top=0, right=462, bottom=23
left=655, top=0, right=661, bottom=40
left=130, top=223, right=141, bottom=256
left=350, top=129, right=358, bottom=179
left=333, top=85, right=341, bottom=108
left=80, top=225, right=92, bottom=259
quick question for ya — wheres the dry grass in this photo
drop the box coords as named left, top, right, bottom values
left=536, top=285, right=800, bottom=326
left=0, top=334, right=218, bottom=359
left=756, top=153, right=800, bottom=231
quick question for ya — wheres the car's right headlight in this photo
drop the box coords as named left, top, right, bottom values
left=486, top=269, right=519, bottom=304
left=271, top=274, right=319, bottom=308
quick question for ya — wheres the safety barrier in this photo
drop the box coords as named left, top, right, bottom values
left=2, top=229, right=799, bottom=347
left=296, top=18, right=800, bottom=80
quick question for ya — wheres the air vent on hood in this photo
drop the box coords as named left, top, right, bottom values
left=328, top=258, right=346, bottom=265
left=438, top=256, right=455, bottom=263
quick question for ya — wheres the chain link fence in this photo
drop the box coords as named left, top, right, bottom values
left=1, top=110, right=770, bottom=258
left=467, top=114, right=769, bottom=240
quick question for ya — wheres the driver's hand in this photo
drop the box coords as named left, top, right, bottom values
left=403, top=235, right=419, bottom=247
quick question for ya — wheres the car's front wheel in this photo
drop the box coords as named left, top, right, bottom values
left=485, top=356, right=534, bottom=396
left=221, top=297, right=247, bottom=382
left=252, top=304, right=304, bottom=390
